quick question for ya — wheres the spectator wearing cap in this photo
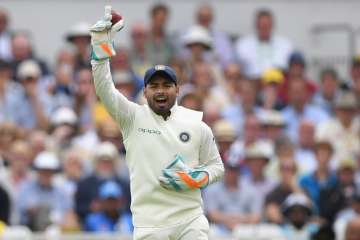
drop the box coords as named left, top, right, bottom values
left=15, top=151, right=72, bottom=231
left=294, top=120, right=317, bottom=175
left=15, top=59, right=54, bottom=130
left=259, top=68, right=285, bottom=110
left=258, top=109, right=286, bottom=143
left=75, top=142, right=130, bottom=224
left=49, top=107, right=79, bottom=153
left=315, top=91, right=360, bottom=162
left=334, top=190, right=360, bottom=240
left=145, top=3, right=174, bottom=65
left=194, top=3, right=235, bottom=67
left=227, top=115, right=260, bottom=166
left=235, top=8, right=293, bottom=79
left=10, top=32, right=50, bottom=81
left=84, top=181, right=133, bottom=233
left=0, top=59, right=24, bottom=124
left=265, top=159, right=301, bottom=224
left=66, top=22, right=91, bottom=70
left=312, top=67, right=342, bottom=115
left=336, top=157, right=358, bottom=206
left=212, top=119, right=237, bottom=162
left=299, top=140, right=337, bottom=215
left=281, top=79, right=330, bottom=143
left=278, top=51, right=317, bottom=104
left=281, top=193, right=319, bottom=239
left=113, top=70, right=137, bottom=101
left=0, top=8, right=12, bottom=61
left=242, top=140, right=276, bottom=210
left=203, top=161, right=262, bottom=235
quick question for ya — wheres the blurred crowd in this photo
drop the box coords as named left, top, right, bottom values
left=0, top=2, right=360, bottom=240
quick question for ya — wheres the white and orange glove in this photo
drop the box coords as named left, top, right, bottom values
left=159, top=155, right=209, bottom=191
left=90, top=5, right=124, bottom=61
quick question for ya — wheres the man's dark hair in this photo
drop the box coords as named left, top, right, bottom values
left=150, top=3, right=169, bottom=17
left=320, top=67, right=338, bottom=81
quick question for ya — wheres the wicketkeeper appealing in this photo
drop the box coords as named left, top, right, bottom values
left=90, top=6, right=224, bottom=240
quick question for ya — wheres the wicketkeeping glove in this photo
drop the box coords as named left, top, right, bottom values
left=90, top=5, right=124, bottom=61
left=159, top=155, right=209, bottom=191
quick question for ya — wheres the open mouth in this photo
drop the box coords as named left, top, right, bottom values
left=154, top=96, right=168, bottom=107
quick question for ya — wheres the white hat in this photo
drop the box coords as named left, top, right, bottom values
left=183, top=25, right=212, bottom=50
left=94, top=142, right=119, bottom=161
left=34, top=151, right=60, bottom=170
left=245, top=140, right=273, bottom=160
left=50, top=107, right=78, bottom=126
left=17, top=60, right=41, bottom=80
left=213, top=120, right=237, bottom=142
left=282, top=193, right=312, bottom=215
left=113, top=70, right=133, bottom=85
left=258, top=109, right=285, bottom=127
left=66, top=22, right=91, bottom=42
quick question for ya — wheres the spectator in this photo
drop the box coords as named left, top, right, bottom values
left=222, top=63, right=243, bottom=104
left=282, top=79, right=329, bottom=142
left=10, top=32, right=50, bottom=81
left=347, top=56, right=360, bottom=99
left=65, top=22, right=91, bottom=70
left=194, top=3, right=235, bottom=66
left=212, top=119, right=237, bottom=162
left=299, top=140, right=337, bottom=214
left=15, top=60, right=54, bottom=130
left=0, top=185, right=10, bottom=224
left=129, top=22, right=151, bottom=77
left=204, top=161, right=262, bottom=235
left=145, top=3, right=174, bottom=65
left=265, top=159, right=301, bottom=224
left=259, top=68, right=285, bottom=110
left=242, top=140, right=276, bottom=210
left=178, top=91, right=203, bottom=111
left=344, top=217, right=360, bottom=240
left=75, top=142, right=130, bottom=223
left=235, top=8, right=293, bottom=79
left=227, top=115, right=260, bottom=166
left=84, top=181, right=133, bottom=233
left=281, top=193, right=319, bottom=239
left=113, top=70, right=137, bottom=101
left=294, top=120, right=317, bottom=175
left=16, top=151, right=72, bottom=231
left=0, top=59, right=24, bottom=124
left=316, top=91, right=360, bottom=163
left=279, top=51, right=317, bottom=104
left=258, top=109, right=286, bottom=143
left=335, top=157, right=358, bottom=207
left=0, top=8, right=12, bottom=61
left=313, top=67, right=341, bottom=115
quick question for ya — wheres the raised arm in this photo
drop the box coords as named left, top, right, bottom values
left=90, top=6, right=137, bottom=136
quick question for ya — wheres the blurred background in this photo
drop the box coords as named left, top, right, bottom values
left=0, top=0, right=360, bottom=239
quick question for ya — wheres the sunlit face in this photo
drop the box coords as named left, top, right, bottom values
left=144, top=76, right=179, bottom=116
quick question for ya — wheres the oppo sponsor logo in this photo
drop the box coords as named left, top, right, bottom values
left=138, top=128, right=161, bottom=135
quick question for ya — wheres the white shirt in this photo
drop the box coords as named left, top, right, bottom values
left=236, top=34, right=293, bottom=79
left=92, top=60, right=224, bottom=228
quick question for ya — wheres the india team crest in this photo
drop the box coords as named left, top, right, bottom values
left=179, top=132, right=190, bottom=142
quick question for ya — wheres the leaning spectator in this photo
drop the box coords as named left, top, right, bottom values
left=194, top=3, right=235, bottom=66
left=75, top=142, right=130, bottom=223
left=65, top=22, right=91, bottom=70
left=84, top=181, right=133, bottom=234
left=0, top=8, right=12, bottom=61
left=265, top=159, right=301, bottom=224
left=146, top=3, right=174, bottom=65
left=312, top=67, right=341, bottom=115
left=204, top=161, right=262, bottom=235
left=16, top=151, right=72, bottom=231
left=235, top=8, right=293, bottom=79
left=281, top=193, right=319, bottom=239
left=316, top=91, right=360, bottom=163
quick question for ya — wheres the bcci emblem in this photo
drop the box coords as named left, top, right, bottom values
left=179, top=132, right=190, bottom=143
